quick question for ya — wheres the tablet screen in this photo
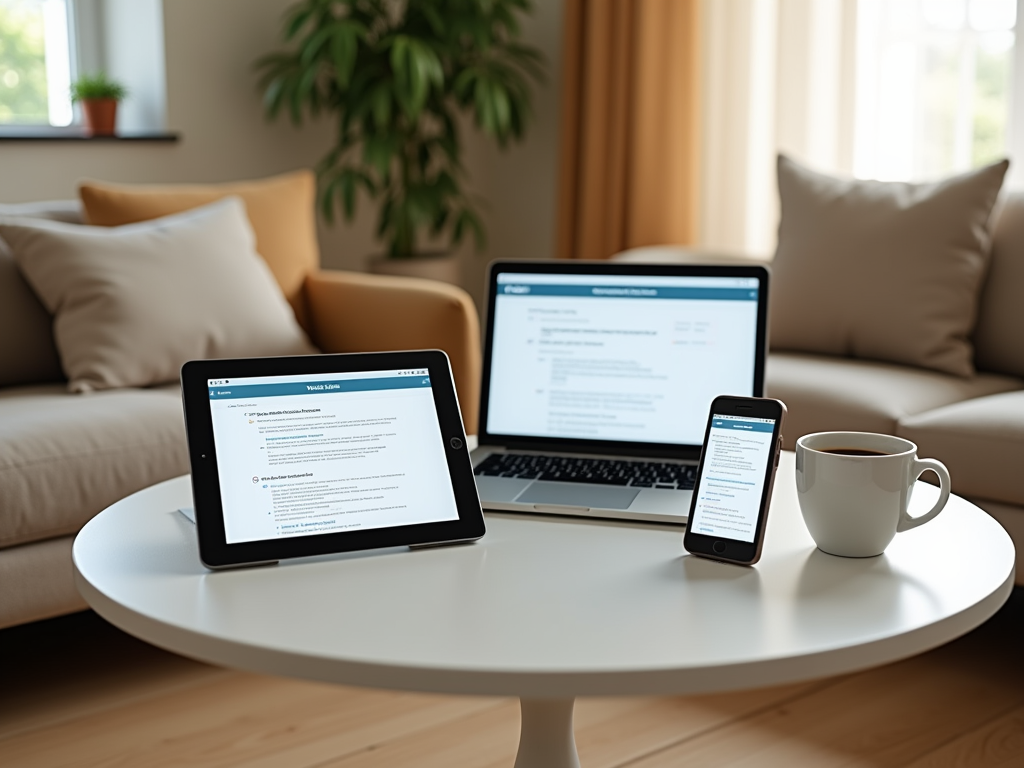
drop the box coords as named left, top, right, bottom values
left=207, top=368, right=460, bottom=544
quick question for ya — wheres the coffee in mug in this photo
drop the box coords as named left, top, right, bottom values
left=796, top=431, right=951, bottom=557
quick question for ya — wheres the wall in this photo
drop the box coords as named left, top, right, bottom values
left=0, top=0, right=564, bottom=305
left=459, top=0, right=564, bottom=308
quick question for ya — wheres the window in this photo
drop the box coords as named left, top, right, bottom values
left=854, top=0, right=1017, bottom=181
left=0, top=0, right=167, bottom=133
left=0, top=0, right=72, bottom=126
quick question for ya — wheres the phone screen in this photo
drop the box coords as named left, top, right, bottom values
left=688, top=414, right=777, bottom=543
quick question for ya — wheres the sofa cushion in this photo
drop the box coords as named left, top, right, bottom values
left=770, top=155, right=1008, bottom=377
left=0, top=201, right=81, bottom=388
left=0, top=384, right=189, bottom=549
left=766, top=352, right=1023, bottom=449
left=897, top=391, right=1024, bottom=507
left=1, top=198, right=315, bottom=393
left=79, top=170, right=319, bottom=329
left=974, top=191, right=1024, bottom=378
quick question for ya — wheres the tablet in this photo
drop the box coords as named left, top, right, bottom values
left=180, top=350, right=485, bottom=569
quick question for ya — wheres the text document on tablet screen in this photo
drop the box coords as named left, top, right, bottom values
left=486, top=273, right=760, bottom=445
left=207, top=369, right=459, bottom=544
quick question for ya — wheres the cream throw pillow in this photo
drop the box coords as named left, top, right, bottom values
left=1, top=197, right=315, bottom=392
left=770, top=155, right=1008, bottom=377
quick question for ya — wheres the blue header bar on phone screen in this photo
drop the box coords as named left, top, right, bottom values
left=711, top=416, right=775, bottom=433
left=209, top=376, right=431, bottom=400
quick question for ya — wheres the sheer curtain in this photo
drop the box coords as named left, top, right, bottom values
left=701, top=0, right=859, bottom=258
left=700, top=0, right=1019, bottom=258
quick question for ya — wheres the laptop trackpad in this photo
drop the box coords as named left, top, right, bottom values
left=516, top=481, right=640, bottom=510
left=475, top=475, right=534, bottom=503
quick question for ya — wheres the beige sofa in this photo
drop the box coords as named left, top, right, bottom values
left=617, top=194, right=1024, bottom=584
left=0, top=200, right=482, bottom=630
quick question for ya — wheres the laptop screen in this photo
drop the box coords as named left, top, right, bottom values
left=483, top=268, right=765, bottom=448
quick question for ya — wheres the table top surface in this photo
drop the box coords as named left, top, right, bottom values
left=73, top=452, right=1015, bottom=698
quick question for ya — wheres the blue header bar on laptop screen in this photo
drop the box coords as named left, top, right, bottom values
left=496, top=273, right=759, bottom=288
left=499, top=284, right=757, bottom=300
left=209, top=376, right=431, bottom=400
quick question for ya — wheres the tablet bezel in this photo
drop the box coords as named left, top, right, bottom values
left=180, top=350, right=485, bottom=569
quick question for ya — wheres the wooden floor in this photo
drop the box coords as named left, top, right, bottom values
left=2, top=589, right=1023, bottom=768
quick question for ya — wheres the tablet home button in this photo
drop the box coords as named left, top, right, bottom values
left=450, top=437, right=464, bottom=449
left=713, top=541, right=727, bottom=554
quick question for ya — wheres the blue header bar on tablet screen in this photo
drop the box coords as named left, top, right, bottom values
left=209, top=376, right=431, bottom=400
left=499, top=284, right=757, bottom=300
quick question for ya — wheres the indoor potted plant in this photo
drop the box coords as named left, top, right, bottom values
left=70, top=73, right=128, bottom=137
left=256, top=0, right=544, bottom=281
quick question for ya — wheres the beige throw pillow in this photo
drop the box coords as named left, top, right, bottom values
left=770, top=155, right=1008, bottom=377
left=1, top=197, right=315, bottom=392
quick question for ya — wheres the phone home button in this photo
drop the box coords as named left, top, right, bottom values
left=712, top=541, right=727, bottom=554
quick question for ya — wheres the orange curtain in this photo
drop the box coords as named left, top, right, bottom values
left=557, top=0, right=702, bottom=260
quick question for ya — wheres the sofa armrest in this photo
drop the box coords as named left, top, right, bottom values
left=304, top=269, right=481, bottom=433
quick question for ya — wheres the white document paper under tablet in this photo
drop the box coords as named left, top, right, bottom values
left=208, top=369, right=459, bottom=544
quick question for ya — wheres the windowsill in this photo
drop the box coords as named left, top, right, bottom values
left=0, top=129, right=179, bottom=142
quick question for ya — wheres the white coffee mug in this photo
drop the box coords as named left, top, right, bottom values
left=795, top=432, right=951, bottom=558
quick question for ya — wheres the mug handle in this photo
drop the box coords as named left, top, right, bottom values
left=897, top=458, right=951, bottom=533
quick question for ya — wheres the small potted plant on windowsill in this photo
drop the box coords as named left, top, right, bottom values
left=70, top=73, right=128, bottom=137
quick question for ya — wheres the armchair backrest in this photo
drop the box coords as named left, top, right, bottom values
left=78, top=170, right=321, bottom=331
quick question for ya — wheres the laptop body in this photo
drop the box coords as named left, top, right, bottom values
left=471, top=260, right=769, bottom=524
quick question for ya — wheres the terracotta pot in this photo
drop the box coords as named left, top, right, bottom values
left=81, top=99, right=118, bottom=136
left=368, top=252, right=461, bottom=285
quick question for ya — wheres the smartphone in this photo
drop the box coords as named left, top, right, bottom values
left=683, top=396, right=787, bottom=565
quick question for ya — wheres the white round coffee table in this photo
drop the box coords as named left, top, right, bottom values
left=73, top=452, right=1014, bottom=768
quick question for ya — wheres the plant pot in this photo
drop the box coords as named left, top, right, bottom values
left=368, top=252, right=461, bottom=285
left=81, top=99, right=118, bottom=136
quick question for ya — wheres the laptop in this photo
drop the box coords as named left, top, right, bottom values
left=471, top=260, right=770, bottom=524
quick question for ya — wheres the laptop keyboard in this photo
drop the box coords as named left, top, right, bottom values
left=474, top=453, right=697, bottom=489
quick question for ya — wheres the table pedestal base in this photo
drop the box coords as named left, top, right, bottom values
left=514, top=697, right=580, bottom=768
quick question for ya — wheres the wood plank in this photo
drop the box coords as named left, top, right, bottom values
left=0, top=611, right=228, bottom=739
left=0, top=673, right=502, bottom=768
left=905, top=704, right=1024, bottom=768
left=314, top=682, right=831, bottom=768
left=623, top=641, right=1024, bottom=768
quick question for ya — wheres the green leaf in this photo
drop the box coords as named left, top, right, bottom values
left=295, top=65, right=319, bottom=121
left=452, top=67, right=477, bottom=101
left=421, top=4, right=445, bottom=36
left=371, top=84, right=392, bottom=130
left=341, top=170, right=357, bottom=219
left=363, top=133, right=397, bottom=177
left=261, top=76, right=287, bottom=119
left=329, top=21, right=363, bottom=89
left=490, top=81, right=511, bottom=137
left=300, top=25, right=333, bottom=66
left=284, top=5, right=313, bottom=40
left=320, top=175, right=338, bottom=224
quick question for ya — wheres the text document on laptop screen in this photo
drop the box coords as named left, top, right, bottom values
left=486, top=273, right=761, bottom=446
left=207, top=369, right=459, bottom=544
